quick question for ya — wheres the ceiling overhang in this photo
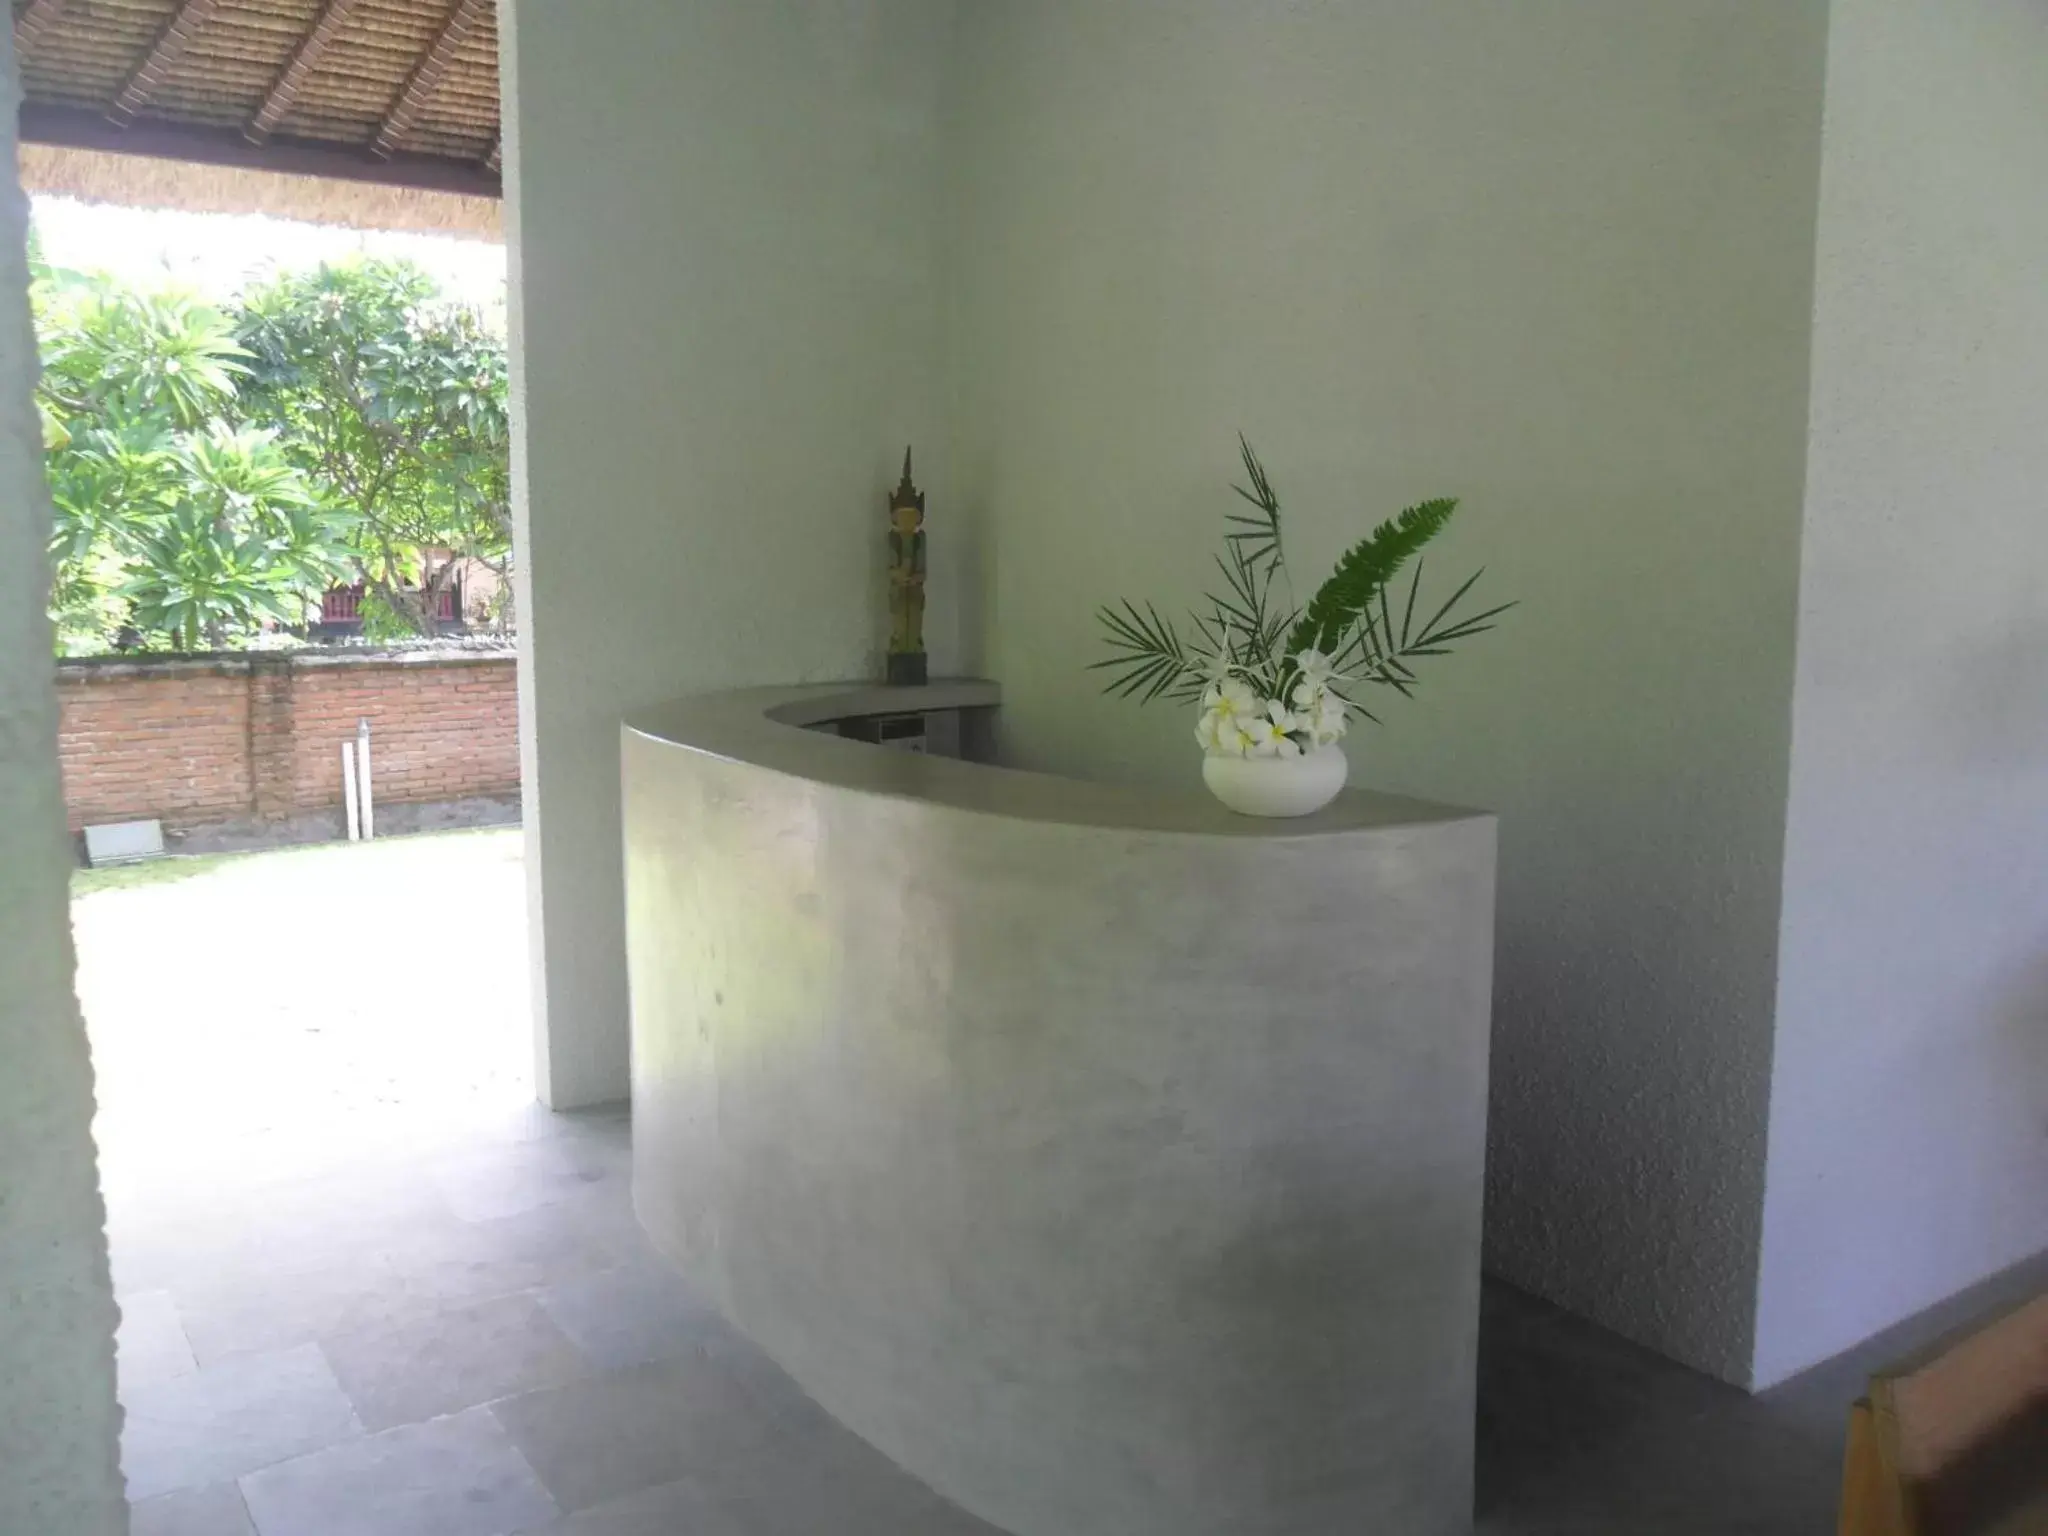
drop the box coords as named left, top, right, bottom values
left=12, top=0, right=501, bottom=200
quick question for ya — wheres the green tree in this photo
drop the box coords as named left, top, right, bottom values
left=117, top=426, right=353, bottom=651
left=32, top=259, right=342, bottom=652
left=232, top=258, right=511, bottom=636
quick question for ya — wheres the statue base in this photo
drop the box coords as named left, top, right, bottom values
left=886, top=652, right=928, bottom=686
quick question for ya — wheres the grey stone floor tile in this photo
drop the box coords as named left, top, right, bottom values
left=513, top=1477, right=748, bottom=1535
left=321, top=1291, right=590, bottom=1432
left=173, top=1250, right=438, bottom=1368
left=118, top=1289, right=198, bottom=1396
left=557, top=1185, right=661, bottom=1264
left=240, top=1406, right=559, bottom=1536
left=552, top=1112, right=633, bottom=1174
left=664, top=1370, right=998, bottom=1536
left=433, top=1138, right=611, bottom=1223
left=129, top=1482, right=256, bottom=1536
left=381, top=1198, right=623, bottom=1309
left=490, top=1352, right=785, bottom=1514
left=1480, top=1400, right=1841, bottom=1536
left=692, top=1322, right=838, bottom=1440
left=1475, top=1280, right=1737, bottom=1510
left=704, top=1465, right=1001, bottom=1536
left=113, top=1167, right=454, bottom=1300
left=538, top=1261, right=720, bottom=1371
left=480, top=1101, right=612, bottom=1146
left=121, top=1343, right=363, bottom=1501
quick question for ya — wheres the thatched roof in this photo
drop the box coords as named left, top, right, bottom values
left=11, top=0, right=500, bottom=202
left=18, top=139, right=501, bottom=234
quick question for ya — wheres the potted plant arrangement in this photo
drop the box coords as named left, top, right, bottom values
left=1093, top=438, right=1511, bottom=818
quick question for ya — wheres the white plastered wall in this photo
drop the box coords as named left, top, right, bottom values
left=944, top=0, right=1829, bottom=1384
left=503, top=0, right=955, bottom=1108
left=1754, top=0, right=2048, bottom=1388
left=502, top=0, right=2045, bottom=1388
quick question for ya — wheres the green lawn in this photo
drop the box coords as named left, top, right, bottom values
left=72, top=849, right=250, bottom=897
left=71, top=824, right=518, bottom=897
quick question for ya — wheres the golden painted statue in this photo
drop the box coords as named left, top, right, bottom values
left=886, top=446, right=927, bottom=685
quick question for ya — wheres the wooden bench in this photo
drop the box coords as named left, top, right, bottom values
left=1839, top=1291, right=2048, bottom=1535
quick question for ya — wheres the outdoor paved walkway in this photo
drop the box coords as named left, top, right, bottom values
left=75, top=829, right=1855, bottom=1535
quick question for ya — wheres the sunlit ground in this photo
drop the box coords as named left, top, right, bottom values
left=74, top=828, right=534, bottom=1230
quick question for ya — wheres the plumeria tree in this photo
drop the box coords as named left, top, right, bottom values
left=32, top=256, right=341, bottom=651
left=233, top=258, right=511, bottom=636
left=30, top=246, right=511, bottom=652
left=1094, top=437, right=1512, bottom=758
left=116, top=426, right=353, bottom=650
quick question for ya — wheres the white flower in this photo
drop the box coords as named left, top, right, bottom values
left=1196, top=678, right=1264, bottom=757
left=1287, top=651, right=1350, bottom=746
left=1305, top=689, right=1347, bottom=745
left=1245, top=699, right=1305, bottom=758
left=1291, top=647, right=1337, bottom=690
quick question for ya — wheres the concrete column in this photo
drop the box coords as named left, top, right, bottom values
left=0, top=26, right=128, bottom=1534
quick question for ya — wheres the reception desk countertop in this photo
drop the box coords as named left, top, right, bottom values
left=624, top=678, right=1482, bottom=837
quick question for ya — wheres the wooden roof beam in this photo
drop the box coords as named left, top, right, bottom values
left=246, top=0, right=359, bottom=145
left=372, top=0, right=489, bottom=161
left=106, top=0, right=223, bottom=128
left=13, top=0, right=70, bottom=56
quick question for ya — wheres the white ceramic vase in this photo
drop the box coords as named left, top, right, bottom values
left=1202, top=744, right=1348, bottom=818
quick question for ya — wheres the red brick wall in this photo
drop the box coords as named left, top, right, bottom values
left=55, top=651, right=519, bottom=836
left=56, top=667, right=254, bottom=832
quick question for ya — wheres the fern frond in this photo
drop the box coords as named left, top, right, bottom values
left=1287, top=497, right=1458, bottom=659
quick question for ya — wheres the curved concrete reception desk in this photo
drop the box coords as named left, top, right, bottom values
left=622, top=682, right=1496, bottom=1536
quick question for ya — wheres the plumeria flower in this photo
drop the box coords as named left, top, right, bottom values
left=1290, top=648, right=1349, bottom=713
left=1196, top=678, right=1264, bottom=757
left=1245, top=699, right=1306, bottom=758
left=1306, top=690, right=1347, bottom=745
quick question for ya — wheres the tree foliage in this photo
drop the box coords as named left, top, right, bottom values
left=117, top=426, right=354, bottom=650
left=234, top=259, right=511, bottom=635
left=32, top=247, right=509, bottom=653
left=33, top=261, right=347, bottom=650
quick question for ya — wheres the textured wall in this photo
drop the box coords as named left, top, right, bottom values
left=0, top=29, right=128, bottom=1535
left=502, top=0, right=954, bottom=1107
left=946, top=0, right=1829, bottom=1382
left=54, top=653, right=519, bottom=840
left=1753, top=0, right=2048, bottom=1388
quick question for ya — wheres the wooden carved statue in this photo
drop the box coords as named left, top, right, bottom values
left=887, top=446, right=927, bottom=685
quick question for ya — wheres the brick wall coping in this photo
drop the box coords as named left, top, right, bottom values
left=57, top=647, right=516, bottom=683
